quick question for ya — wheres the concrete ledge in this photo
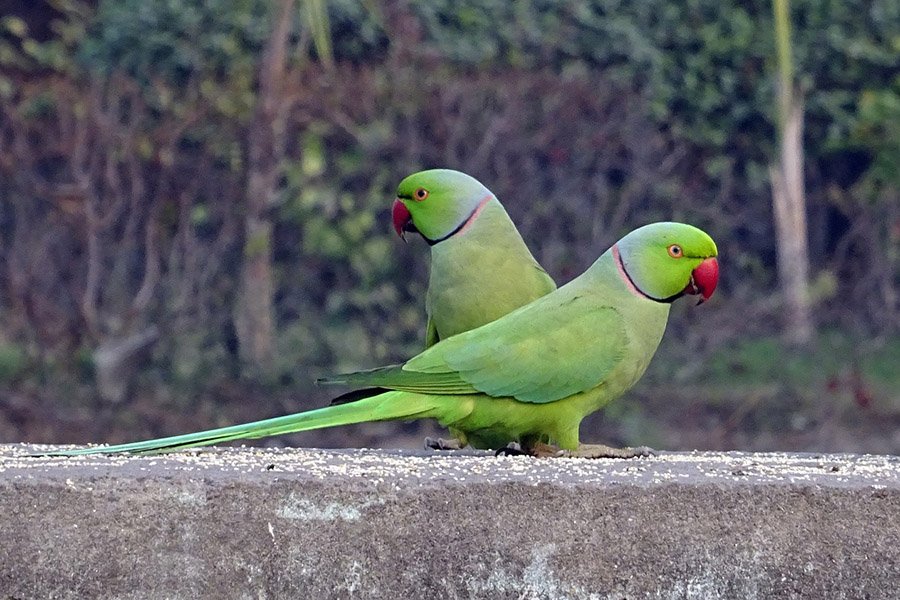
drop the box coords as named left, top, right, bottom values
left=2, top=445, right=898, bottom=599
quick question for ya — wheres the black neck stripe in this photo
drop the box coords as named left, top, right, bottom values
left=613, top=245, right=685, bottom=304
left=424, top=213, right=472, bottom=246
left=423, top=195, right=492, bottom=246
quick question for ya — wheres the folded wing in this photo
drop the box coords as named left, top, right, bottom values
left=319, top=296, right=627, bottom=405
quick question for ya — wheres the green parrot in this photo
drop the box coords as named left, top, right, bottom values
left=45, top=222, right=718, bottom=458
left=392, top=169, right=556, bottom=347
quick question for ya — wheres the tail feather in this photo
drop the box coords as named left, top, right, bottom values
left=40, top=391, right=435, bottom=456
left=329, top=387, right=390, bottom=406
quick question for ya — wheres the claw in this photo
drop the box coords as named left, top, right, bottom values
left=425, top=437, right=463, bottom=451
left=495, top=442, right=526, bottom=456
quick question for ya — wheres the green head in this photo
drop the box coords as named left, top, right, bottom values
left=614, top=222, right=719, bottom=304
left=392, top=169, right=494, bottom=243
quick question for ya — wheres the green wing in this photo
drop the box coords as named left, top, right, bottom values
left=322, top=363, right=477, bottom=395
left=320, top=296, right=627, bottom=404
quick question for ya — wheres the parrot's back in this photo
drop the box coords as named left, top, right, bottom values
left=425, top=198, right=556, bottom=346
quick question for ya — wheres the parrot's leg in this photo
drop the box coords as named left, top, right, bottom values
left=529, top=442, right=655, bottom=459
left=424, top=437, right=464, bottom=451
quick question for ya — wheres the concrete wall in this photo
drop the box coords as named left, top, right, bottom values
left=1, top=444, right=898, bottom=599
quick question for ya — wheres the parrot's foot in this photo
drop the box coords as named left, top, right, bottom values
left=530, top=442, right=656, bottom=459
left=494, top=442, right=525, bottom=456
left=424, top=437, right=464, bottom=451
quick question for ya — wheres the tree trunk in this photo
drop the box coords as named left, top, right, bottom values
left=770, top=97, right=813, bottom=346
left=770, top=0, right=813, bottom=346
left=233, top=0, right=294, bottom=375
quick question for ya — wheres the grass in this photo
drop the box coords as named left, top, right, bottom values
left=591, top=330, right=900, bottom=453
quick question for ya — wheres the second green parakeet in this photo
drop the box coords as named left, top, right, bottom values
left=392, top=169, right=556, bottom=347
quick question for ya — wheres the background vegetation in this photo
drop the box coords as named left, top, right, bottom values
left=0, top=0, right=897, bottom=453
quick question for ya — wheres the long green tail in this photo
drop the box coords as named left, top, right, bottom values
left=40, top=391, right=434, bottom=456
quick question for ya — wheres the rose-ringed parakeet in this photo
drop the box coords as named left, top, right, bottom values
left=46, top=222, right=718, bottom=458
left=392, top=169, right=556, bottom=348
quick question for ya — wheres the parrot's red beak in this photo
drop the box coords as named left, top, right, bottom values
left=686, top=257, right=719, bottom=304
left=392, top=199, right=414, bottom=240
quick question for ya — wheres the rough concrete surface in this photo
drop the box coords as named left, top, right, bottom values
left=1, top=444, right=898, bottom=599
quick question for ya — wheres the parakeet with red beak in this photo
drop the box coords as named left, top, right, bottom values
left=47, top=222, right=718, bottom=458
left=392, top=169, right=556, bottom=347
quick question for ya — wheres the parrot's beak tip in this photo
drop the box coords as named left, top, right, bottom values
left=392, top=198, right=414, bottom=241
left=692, top=257, right=719, bottom=304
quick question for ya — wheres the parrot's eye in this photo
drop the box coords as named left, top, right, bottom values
left=667, top=244, right=683, bottom=258
left=414, top=188, right=429, bottom=201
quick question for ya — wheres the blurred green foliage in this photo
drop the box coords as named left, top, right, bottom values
left=0, top=343, right=26, bottom=384
left=0, top=0, right=896, bottom=450
left=78, top=0, right=268, bottom=118
left=602, top=329, right=900, bottom=452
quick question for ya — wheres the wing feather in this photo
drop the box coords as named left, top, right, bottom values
left=319, top=295, right=627, bottom=404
